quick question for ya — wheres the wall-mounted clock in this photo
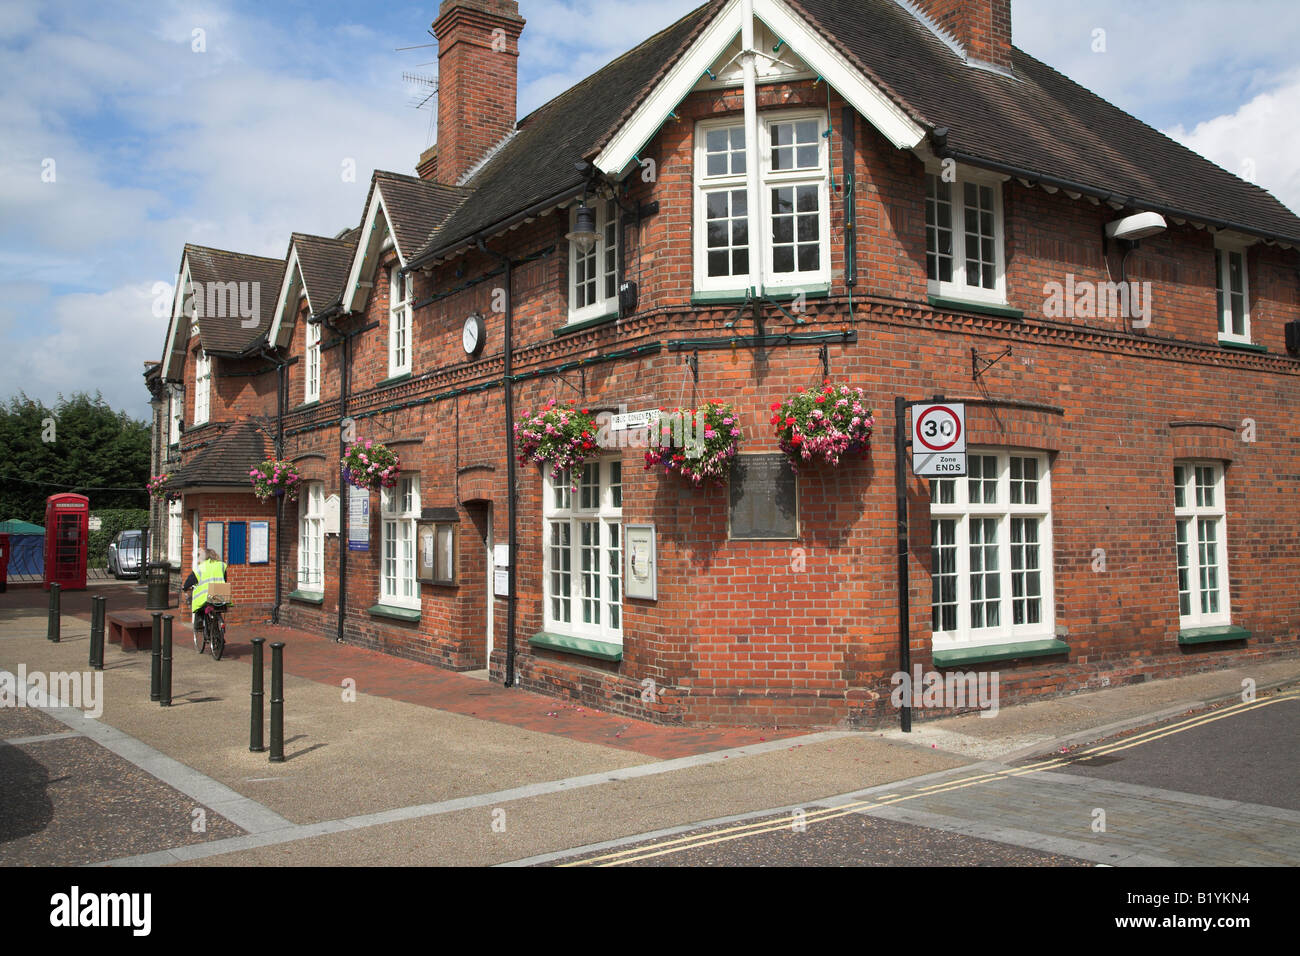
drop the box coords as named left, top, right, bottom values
left=462, top=312, right=485, bottom=357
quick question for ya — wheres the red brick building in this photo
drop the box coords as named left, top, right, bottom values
left=150, top=0, right=1300, bottom=727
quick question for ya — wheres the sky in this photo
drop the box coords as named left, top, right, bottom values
left=2, top=0, right=1298, bottom=422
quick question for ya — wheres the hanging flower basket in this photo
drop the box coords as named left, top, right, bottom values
left=342, top=440, right=400, bottom=491
left=147, top=473, right=180, bottom=502
left=249, top=459, right=303, bottom=501
left=771, top=381, right=875, bottom=468
left=514, top=398, right=599, bottom=484
left=644, top=401, right=742, bottom=488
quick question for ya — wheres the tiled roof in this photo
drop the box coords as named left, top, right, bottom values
left=415, top=0, right=1300, bottom=263
left=373, top=172, right=472, bottom=263
left=169, top=421, right=272, bottom=489
left=293, top=230, right=358, bottom=314
left=184, top=244, right=286, bottom=354
left=793, top=0, right=1300, bottom=243
left=413, top=2, right=716, bottom=262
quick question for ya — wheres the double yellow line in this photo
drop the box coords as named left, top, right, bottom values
left=561, top=690, right=1297, bottom=866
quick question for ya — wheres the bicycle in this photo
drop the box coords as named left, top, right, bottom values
left=194, top=599, right=227, bottom=661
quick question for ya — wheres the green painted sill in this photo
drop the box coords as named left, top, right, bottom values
left=691, top=285, right=829, bottom=306
left=1218, top=339, right=1268, bottom=353
left=367, top=603, right=421, bottom=622
left=377, top=372, right=412, bottom=388
left=288, top=589, right=324, bottom=605
left=932, top=638, right=1069, bottom=668
left=294, top=400, right=320, bottom=411
left=928, top=295, right=1025, bottom=320
left=1178, top=624, right=1250, bottom=646
left=529, top=631, right=623, bottom=662
left=555, top=311, right=618, bottom=337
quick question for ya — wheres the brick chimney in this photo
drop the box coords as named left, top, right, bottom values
left=432, top=0, right=525, bottom=186
left=912, top=0, right=1013, bottom=72
left=417, top=144, right=439, bottom=181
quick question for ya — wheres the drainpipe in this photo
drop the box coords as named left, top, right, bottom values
left=319, top=309, right=349, bottom=645
left=476, top=238, right=517, bottom=687
left=259, top=345, right=287, bottom=624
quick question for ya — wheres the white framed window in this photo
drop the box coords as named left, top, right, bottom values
left=1214, top=238, right=1250, bottom=344
left=929, top=449, right=1053, bottom=649
left=926, top=167, right=1007, bottom=305
left=380, top=475, right=420, bottom=609
left=167, top=499, right=183, bottom=567
left=568, top=199, right=619, bottom=323
left=1174, top=461, right=1231, bottom=628
left=168, top=386, right=183, bottom=445
left=693, top=111, right=830, bottom=294
left=298, top=481, right=325, bottom=592
left=388, top=267, right=412, bottom=377
left=304, top=320, right=321, bottom=403
left=543, top=458, right=623, bottom=645
left=193, top=351, right=211, bottom=425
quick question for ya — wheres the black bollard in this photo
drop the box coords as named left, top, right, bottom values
left=249, top=638, right=266, bottom=753
left=88, top=596, right=105, bottom=670
left=47, top=582, right=61, bottom=642
left=269, top=642, right=284, bottom=762
left=160, top=614, right=173, bottom=707
left=150, top=612, right=162, bottom=702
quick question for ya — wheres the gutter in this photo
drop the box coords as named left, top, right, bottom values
left=258, top=344, right=287, bottom=624
left=317, top=307, right=351, bottom=645
left=932, top=132, right=1300, bottom=247
left=404, top=183, right=586, bottom=274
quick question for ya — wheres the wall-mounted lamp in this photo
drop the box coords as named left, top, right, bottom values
left=565, top=202, right=600, bottom=254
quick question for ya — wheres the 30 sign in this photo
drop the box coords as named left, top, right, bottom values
left=912, top=403, right=967, bottom=476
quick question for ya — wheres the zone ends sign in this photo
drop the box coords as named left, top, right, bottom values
left=912, top=403, right=967, bottom=476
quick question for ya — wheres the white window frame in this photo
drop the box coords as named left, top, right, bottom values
left=388, top=267, right=412, bottom=378
left=304, top=320, right=321, bottom=403
left=1214, top=236, right=1251, bottom=345
left=193, top=351, right=211, bottom=425
left=568, top=199, right=619, bottom=323
left=925, top=164, right=1008, bottom=306
left=542, top=458, right=623, bottom=645
left=298, top=481, right=325, bottom=593
left=693, top=110, right=831, bottom=295
left=928, top=448, right=1054, bottom=650
left=380, top=475, right=420, bottom=610
left=167, top=498, right=183, bottom=568
left=1174, top=461, right=1231, bottom=628
left=168, top=385, right=183, bottom=445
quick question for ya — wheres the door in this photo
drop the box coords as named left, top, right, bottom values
left=484, top=505, right=494, bottom=666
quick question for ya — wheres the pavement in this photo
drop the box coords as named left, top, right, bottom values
left=2, top=581, right=1298, bottom=867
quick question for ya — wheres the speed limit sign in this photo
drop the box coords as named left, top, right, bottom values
left=912, top=403, right=967, bottom=476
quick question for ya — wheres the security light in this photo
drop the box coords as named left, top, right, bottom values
left=1105, top=211, right=1167, bottom=241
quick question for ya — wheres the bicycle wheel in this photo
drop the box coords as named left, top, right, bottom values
left=211, top=613, right=226, bottom=661
left=195, top=612, right=206, bottom=653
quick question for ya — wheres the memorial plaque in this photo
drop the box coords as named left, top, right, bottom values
left=728, top=454, right=798, bottom=539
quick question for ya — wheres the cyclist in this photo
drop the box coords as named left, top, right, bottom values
left=182, top=548, right=228, bottom=643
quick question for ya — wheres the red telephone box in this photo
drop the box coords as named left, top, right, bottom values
left=44, top=493, right=89, bottom=591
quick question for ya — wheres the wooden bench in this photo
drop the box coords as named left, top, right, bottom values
left=106, top=610, right=174, bottom=652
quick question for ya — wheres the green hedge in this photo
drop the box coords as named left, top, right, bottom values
left=88, top=509, right=150, bottom=570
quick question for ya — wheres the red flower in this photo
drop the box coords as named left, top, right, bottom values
left=581, top=408, right=590, bottom=415
left=795, top=385, right=805, bottom=393
left=785, top=416, right=796, bottom=426
left=815, top=395, right=825, bottom=403
left=770, top=402, right=780, bottom=411
left=791, top=435, right=803, bottom=446
left=770, top=414, right=780, bottom=425
left=581, top=430, right=590, bottom=439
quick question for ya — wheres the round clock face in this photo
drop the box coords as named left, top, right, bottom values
left=462, top=313, right=483, bottom=356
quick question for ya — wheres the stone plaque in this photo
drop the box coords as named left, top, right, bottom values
left=728, top=454, right=798, bottom=539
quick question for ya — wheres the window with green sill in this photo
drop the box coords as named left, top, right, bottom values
left=543, top=458, right=623, bottom=647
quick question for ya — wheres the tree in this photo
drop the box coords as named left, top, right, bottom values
left=0, top=392, right=151, bottom=525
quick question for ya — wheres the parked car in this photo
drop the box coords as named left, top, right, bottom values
left=107, top=530, right=144, bottom=578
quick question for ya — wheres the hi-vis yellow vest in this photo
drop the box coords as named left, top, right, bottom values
left=191, top=559, right=227, bottom=613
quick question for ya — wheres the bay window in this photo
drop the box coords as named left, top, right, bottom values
left=380, top=475, right=420, bottom=609
left=304, top=320, right=321, bottom=403
left=1214, top=238, right=1250, bottom=344
left=694, top=111, right=830, bottom=294
left=388, top=267, right=412, bottom=377
left=543, top=458, right=623, bottom=644
left=167, top=498, right=183, bottom=568
left=929, top=449, right=1053, bottom=648
left=926, top=168, right=1006, bottom=305
left=568, top=199, right=618, bottom=323
left=1174, top=461, right=1231, bottom=628
left=193, top=351, right=211, bottom=425
left=298, top=481, right=325, bottom=593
